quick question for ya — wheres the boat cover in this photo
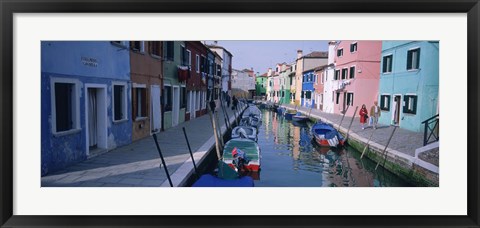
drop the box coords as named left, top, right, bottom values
left=192, top=174, right=254, bottom=187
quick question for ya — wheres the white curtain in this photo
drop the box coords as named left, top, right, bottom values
left=88, top=89, right=97, bottom=147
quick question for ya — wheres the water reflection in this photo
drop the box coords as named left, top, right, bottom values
left=255, top=109, right=412, bottom=187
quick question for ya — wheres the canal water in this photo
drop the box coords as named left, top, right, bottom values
left=251, top=108, right=412, bottom=187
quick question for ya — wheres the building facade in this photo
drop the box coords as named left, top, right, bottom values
left=377, top=41, right=439, bottom=132
left=332, top=41, right=382, bottom=117
left=129, top=41, right=163, bottom=141
left=323, top=41, right=337, bottom=113
left=41, top=41, right=132, bottom=176
left=208, top=44, right=233, bottom=100
left=184, top=41, right=208, bottom=121
left=314, top=65, right=327, bottom=110
left=294, top=50, right=328, bottom=105
left=162, top=41, right=187, bottom=130
left=301, top=69, right=316, bottom=108
left=255, top=73, right=268, bottom=98
left=231, top=68, right=256, bottom=98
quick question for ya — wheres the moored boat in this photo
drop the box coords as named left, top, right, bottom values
left=284, top=110, right=297, bottom=120
left=292, top=113, right=309, bottom=123
left=192, top=161, right=254, bottom=187
left=311, top=122, right=345, bottom=147
left=242, top=105, right=262, bottom=119
left=222, top=138, right=261, bottom=172
left=231, top=126, right=258, bottom=141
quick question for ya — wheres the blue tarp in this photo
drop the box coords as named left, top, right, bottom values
left=192, top=174, right=254, bottom=187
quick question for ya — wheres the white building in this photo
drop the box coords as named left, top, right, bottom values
left=323, top=41, right=337, bottom=113
left=208, top=44, right=233, bottom=99
left=231, top=69, right=256, bottom=97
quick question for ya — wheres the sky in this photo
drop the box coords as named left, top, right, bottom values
left=205, top=41, right=329, bottom=75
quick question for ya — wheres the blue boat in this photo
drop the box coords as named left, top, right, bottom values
left=292, top=113, right=309, bottom=123
left=192, top=161, right=255, bottom=187
left=284, top=110, right=297, bottom=120
left=311, top=122, right=345, bottom=147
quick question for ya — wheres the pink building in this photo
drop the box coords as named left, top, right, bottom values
left=273, top=76, right=281, bottom=102
left=332, top=41, right=382, bottom=116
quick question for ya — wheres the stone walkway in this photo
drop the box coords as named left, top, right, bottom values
left=41, top=103, right=243, bottom=187
left=283, top=104, right=425, bottom=157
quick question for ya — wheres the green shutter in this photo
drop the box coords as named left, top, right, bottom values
left=407, top=51, right=413, bottom=70
left=412, top=96, right=418, bottom=114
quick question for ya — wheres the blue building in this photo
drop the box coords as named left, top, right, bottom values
left=301, top=69, right=315, bottom=108
left=377, top=41, right=439, bottom=132
left=41, top=41, right=132, bottom=176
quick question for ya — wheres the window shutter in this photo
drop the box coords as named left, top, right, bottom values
left=132, top=88, right=137, bottom=120
left=383, top=57, right=387, bottom=72
left=407, top=51, right=412, bottom=70
left=403, top=96, right=408, bottom=113
left=412, top=96, right=418, bottom=114
left=415, top=49, right=421, bottom=69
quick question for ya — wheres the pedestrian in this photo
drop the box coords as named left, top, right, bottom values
left=359, top=104, right=368, bottom=130
left=226, top=94, right=231, bottom=108
left=370, top=101, right=381, bottom=129
left=232, top=95, right=238, bottom=111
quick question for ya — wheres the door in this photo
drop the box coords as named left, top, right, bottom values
left=172, top=86, right=180, bottom=126
left=85, top=85, right=107, bottom=156
left=393, top=95, right=401, bottom=125
left=342, top=92, right=347, bottom=113
left=151, top=85, right=161, bottom=133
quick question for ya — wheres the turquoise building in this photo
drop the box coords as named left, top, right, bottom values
left=377, top=41, right=439, bottom=132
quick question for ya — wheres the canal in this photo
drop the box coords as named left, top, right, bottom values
left=250, top=108, right=412, bottom=187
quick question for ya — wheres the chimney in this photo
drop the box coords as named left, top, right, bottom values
left=297, top=50, right=303, bottom=59
left=267, top=68, right=272, bottom=76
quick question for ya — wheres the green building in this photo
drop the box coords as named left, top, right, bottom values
left=162, top=41, right=187, bottom=130
left=255, top=73, right=268, bottom=99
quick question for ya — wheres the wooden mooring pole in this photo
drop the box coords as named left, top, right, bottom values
left=360, top=128, right=377, bottom=159
left=152, top=134, right=173, bottom=187
left=182, top=127, right=199, bottom=177
left=345, top=106, right=359, bottom=142
left=337, top=105, right=351, bottom=129
left=375, top=126, right=398, bottom=170
left=208, top=102, right=222, bottom=160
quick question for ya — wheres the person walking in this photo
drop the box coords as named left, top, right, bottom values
left=359, top=104, right=368, bottom=130
left=370, top=101, right=381, bottom=129
left=232, top=95, right=238, bottom=111
left=226, top=94, right=231, bottom=108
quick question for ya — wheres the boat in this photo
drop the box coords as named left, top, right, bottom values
left=284, top=110, right=297, bottom=120
left=231, top=126, right=258, bottom=141
left=222, top=138, right=261, bottom=172
left=192, top=161, right=254, bottom=187
left=311, top=122, right=345, bottom=147
left=292, top=113, right=309, bottom=123
left=242, top=105, right=262, bottom=119
left=277, top=107, right=286, bottom=115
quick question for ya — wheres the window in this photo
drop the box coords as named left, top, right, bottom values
left=383, top=55, right=393, bottom=73
left=341, top=68, right=348, bottom=80
left=180, top=87, right=187, bottom=109
left=196, top=91, right=201, bottom=111
left=337, top=48, right=343, bottom=57
left=196, top=55, right=200, bottom=73
left=150, top=41, right=161, bottom=57
left=217, top=64, right=221, bottom=76
left=336, top=92, right=340, bottom=104
left=200, top=56, right=206, bottom=73
left=349, top=66, right=355, bottom=79
left=380, top=95, right=391, bottom=111
left=403, top=95, right=417, bottom=114
left=346, top=92, right=354, bottom=106
left=350, top=42, right=357, bottom=52
left=133, top=86, right=147, bottom=120
left=164, top=41, right=174, bottom=61
left=186, top=50, right=192, bottom=69
left=301, top=91, right=305, bottom=98
left=131, top=41, right=145, bottom=53
left=335, top=70, right=340, bottom=80
left=407, top=48, right=420, bottom=70
left=113, top=84, right=127, bottom=121
left=305, top=91, right=312, bottom=99
left=53, top=82, right=78, bottom=132
left=111, top=41, right=127, bottom=47
left=164, top=85, right=172, bottom=112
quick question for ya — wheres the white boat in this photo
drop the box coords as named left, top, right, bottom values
left=231, top=126, right=258, bottom=141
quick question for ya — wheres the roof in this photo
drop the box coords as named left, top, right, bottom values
left=313, top=64, right=328, bottom=72
left=206, top=44, right=234, bottom=57
left=302, top=51, right=328, bottom=59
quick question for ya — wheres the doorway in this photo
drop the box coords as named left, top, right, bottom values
left=85, top=85, right=107, bottom=157
left=172, top=86, right=180, bottom=126
left=392, top=95, right=402, bottom=126
left=151, top=85, right=161, bottom=134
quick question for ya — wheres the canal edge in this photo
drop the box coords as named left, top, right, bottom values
left=282, top=105, right=439, bottom=187
left=160, top=106, right=245, bottom=187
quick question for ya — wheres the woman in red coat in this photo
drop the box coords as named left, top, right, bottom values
left=359, top=104, right=368, bottom=130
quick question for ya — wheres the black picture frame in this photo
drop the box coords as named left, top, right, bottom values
left=1, top=0, right=479, bottom=227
